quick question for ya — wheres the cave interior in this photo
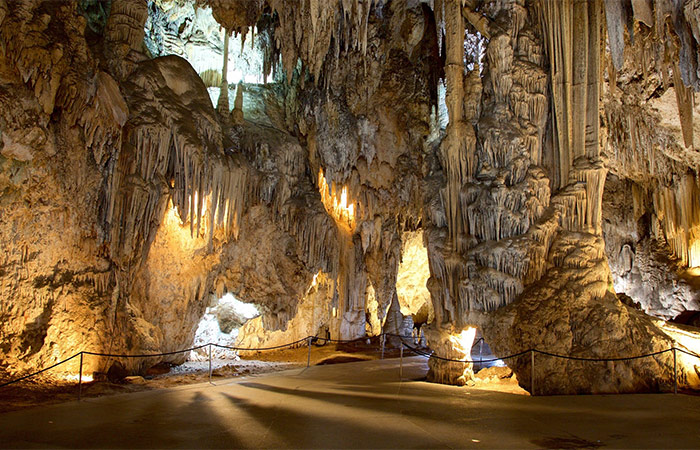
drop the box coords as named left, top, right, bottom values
left=2, top=0, right=700, bottom=397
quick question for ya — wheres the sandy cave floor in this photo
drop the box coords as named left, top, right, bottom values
left=1, top=357, right=699, bottom=448
left=0, top=342, right=430, bottom=413
left=0, top=341, right=522, bottom=413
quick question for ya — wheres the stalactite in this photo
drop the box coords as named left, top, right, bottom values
left=653, top=174, right=700, bottom=267
left=672, top=63, right=695, bottom=149
left=439, top=0, right=473, bottom=252
left=105, top=56, right=255, bottom=271
left=632, top=0, right=653, bottom=26
left=280, top=200, right=340, bottom=278
left=424, top=0, right=559, bottom=328
left=103, top=0, right=148, bottom=81
left=216, top=28, right=230, bottom=116
left=0, top=4, right=72, bottom=116
left=570, top=156, right=608, bottom=234
left=80, top=71, right=128, bottom=171
left=264, top=0, right=379, bottom=83
left=604, top=0, right=627, bottom=72
left=0, top=0, right=6, bottom=28
left=539, top=0, right=602, bottom=189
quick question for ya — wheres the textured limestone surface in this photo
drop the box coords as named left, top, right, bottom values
left=1, top=0, right=700, bottom=395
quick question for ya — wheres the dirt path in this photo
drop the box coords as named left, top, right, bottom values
left=0, top=341, right=402, bottom=413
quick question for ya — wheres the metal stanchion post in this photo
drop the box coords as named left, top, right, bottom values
left=381, top=334, right=385, bottom=360
left=479, top=339, right=483, bottom=369
left=674, top=347, right=678, bottom=395
left=531, top=350, right=535, bottom=396
left=208, top=343, right=213, bottom=384
left=400, top=345, right=404, bottom=379
left=307, top=336, right=312, bottom=368
left=78, top=352, right=83, bottom=402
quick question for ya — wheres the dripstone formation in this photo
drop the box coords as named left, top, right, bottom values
left=1, top=0, right=700, bottom=394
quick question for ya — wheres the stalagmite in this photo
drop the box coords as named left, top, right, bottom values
left=231, top=83, right=245, bottom=125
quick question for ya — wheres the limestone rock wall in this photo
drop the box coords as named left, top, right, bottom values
left=0, top=1, right=125, bottom=375
left=601, top=18, right=700, bottom=321
left=603, top=174, right=700, bottom=319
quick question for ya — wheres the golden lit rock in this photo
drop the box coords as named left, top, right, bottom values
left=318, top=168, right=356, bottom=231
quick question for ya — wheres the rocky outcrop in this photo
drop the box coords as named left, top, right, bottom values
left=0, top=1, right=125, bottom=375
left=600, top=14, right=700, bottom=322
left=423, top=0, right=700, bottom=393
left=603, top=174, right=700, bottom=319
left=486, top=232, right=681, bottom=394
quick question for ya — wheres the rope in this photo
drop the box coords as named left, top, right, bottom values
left=534, top=348, right=674, bottom=362
left=0, top=352, right=82, bottom=388
left=384, top=333, right=424, bottom=340
left=213, top=336, right=310, bottom=351
left=399, top=337, right=677, bottom=364
left=400, top=340, right=531, bottom=363
left=675, top=347, right=700, bottom=359
left=83, top=343, right=210, bottom=358
left=314, top=336, right=369, bottom=344
left=318, top=333, right=413, bottom=344
left=1, top=330, right=697, bottom=389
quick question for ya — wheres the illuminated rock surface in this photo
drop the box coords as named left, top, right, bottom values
left=1, top=0, right=700, bottom=395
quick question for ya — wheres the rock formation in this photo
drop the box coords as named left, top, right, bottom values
left=1, top=0, right=700, bottom=395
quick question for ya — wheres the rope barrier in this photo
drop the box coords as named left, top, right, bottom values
left=212, top=336, right=310, bottom=352
left=674, top=347, right=700, bottom=359
left=82, top=344, right=210, bottom=358
left=399, top=340, right=532, bottom=363
left=3, top=331, right=700, bottom=390
left=321, top=334, right=416, bottom=344
left=533, top=348, right=674, bottom=362
left=0, top=352, right=82, bottom=388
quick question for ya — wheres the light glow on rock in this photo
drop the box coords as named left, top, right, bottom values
left=306, top=271, right=322, bottom=295
left=318, top=168, right=355, bottom=230
left=63, top=373, right=93, bottom=383
left=164, top=199, right=205, bottom=248
left=396, top=231, right=433, bottom=320
left=165, top=192, right=222, bottom=241
left=189, top=191, right=207, bottom=219
left=449, top=327, right=477, bottom=362
left=689, top=240, right=700, bottom=268
left=658, top=320, right=700, bottom=389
